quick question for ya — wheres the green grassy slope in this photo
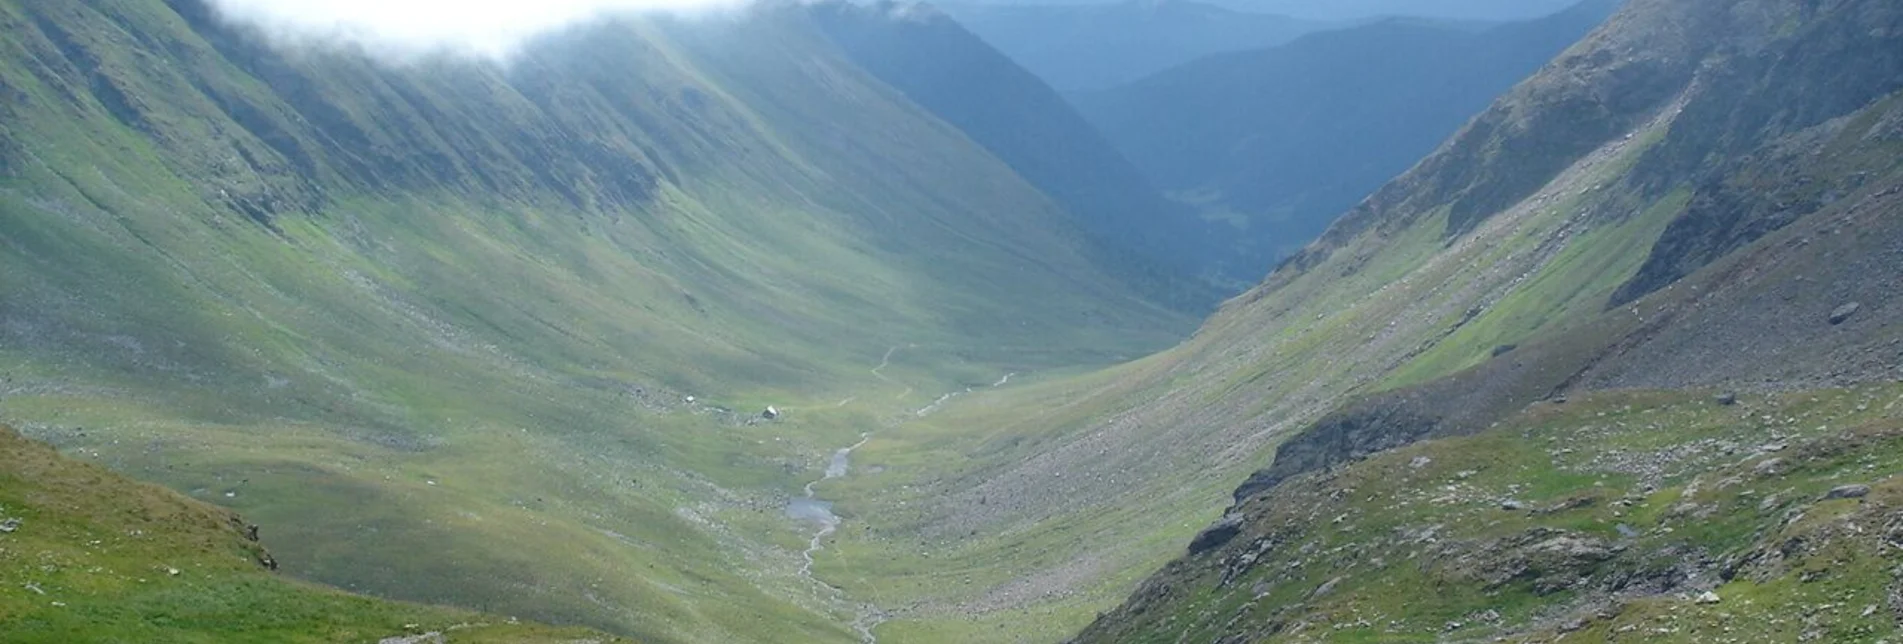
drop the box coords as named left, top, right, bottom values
left=1079, top=386, right=1903, bottom=642
left=0, top=0, right=1189, bottom=641
left=0, top=424, right=620, bottom=643
left=816, top=106, right=1691, bottom=641
left=1081, top=86, right=1903, bottom=640
left=802, top=0, right=1903, bottom=640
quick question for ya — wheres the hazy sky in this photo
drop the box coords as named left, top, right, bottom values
left=206, top=0, right=741, bottom=58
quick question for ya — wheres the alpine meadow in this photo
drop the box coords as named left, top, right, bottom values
left=2, top=1, right=1901, bottom=643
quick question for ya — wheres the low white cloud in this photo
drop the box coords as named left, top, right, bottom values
left=205, top=0, right=742, bottom=59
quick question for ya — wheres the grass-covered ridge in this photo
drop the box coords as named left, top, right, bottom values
left=0, top=424, right=620, bottom=643
left=0, top=0, right=1189, bottom=641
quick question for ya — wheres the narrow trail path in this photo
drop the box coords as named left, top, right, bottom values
left=868, top=345, right=914, bottom=401
left=788, top=346, right=1016, bottom=643
left=913, top=372, right=1015, bottom=418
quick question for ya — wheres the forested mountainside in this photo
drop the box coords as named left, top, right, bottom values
left=1074, top=0, right=1617, bottom=282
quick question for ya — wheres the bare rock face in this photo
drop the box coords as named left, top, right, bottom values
left=1470, top=529, right=1617, bottom=595
left=1187, top=514, right=1244, bottom=555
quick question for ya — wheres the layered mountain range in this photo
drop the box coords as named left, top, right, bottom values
left=1073, top=0, right=1618, bottom=281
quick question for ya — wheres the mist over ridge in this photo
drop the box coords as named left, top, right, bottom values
left=203, top=0, right=747, bottom=58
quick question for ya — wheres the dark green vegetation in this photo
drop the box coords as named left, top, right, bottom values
left=0, top=0, right=1190, bottom=641
left=0, top=424, right=618, bottom=643
left=810, top=1, right=1221, bottom=304
left=1073, top=0, right=1618, bottom=282
left=936, top=0, right=1324, bottom=91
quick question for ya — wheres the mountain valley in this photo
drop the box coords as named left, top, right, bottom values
left=2, top=0, right=1901, bottom=643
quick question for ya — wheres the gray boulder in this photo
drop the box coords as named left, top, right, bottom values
left=1829, top=302, right=1862, bottom=325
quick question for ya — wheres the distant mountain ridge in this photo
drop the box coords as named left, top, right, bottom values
left=1073, top=0, right=1619, bottom=282
left=937, top=0, right=1326, bottom=91
left=1210, top=0, right=1585, bottom=21
left=808, top=0, right=1224, bottom=305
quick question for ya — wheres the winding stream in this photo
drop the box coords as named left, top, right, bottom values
left=787, top=431, right=884, bottom=643
left=790, top=434, right=868, bottom=578
left=785, top=346, right=1015, bottom=643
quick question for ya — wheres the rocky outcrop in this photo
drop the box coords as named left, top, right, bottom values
left=1186, top=513, right=1244, bottom=555
left=1232, top=397, right=1441, bottom=503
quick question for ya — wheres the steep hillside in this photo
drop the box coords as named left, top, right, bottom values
left=0, top=0, right=1187, bottom=641
left=1060, top=0, right=1903, bottom=639
left=0, top=424, right=617, bottom=643
left=1082, top=385, right=1903, bottom=642
left=936, top=0, right=1324, bottom=91
left=1074, top=0, right=1616, bottom=282
left=807, top=0, right=1903, bottom=640
left=806, top=1, right=1222, bottom=302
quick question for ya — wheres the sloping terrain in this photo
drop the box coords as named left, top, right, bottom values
left=1061, top=0, right=1903, bottom=639
left=0, top=424, right=617, bottom=643
left=1073, top=0, right=1617, bottom=282
left=0, top=0, right=1188, bottom=641
left=935, top=0, right=1324, bottom=92
left=807, top=0, right=1903, bottom=640
left=1081, top=386, right=1903, bottom=642
left=807, top=1, right=1221, bottom=300
left=5, top=0, right=1900, bottom=641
